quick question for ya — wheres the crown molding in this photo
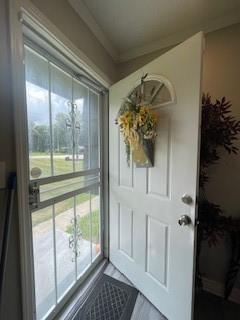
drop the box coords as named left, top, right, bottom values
left=68, top=1, right=240, bottom=64
left=68, top=0, right=119, bottom=61
left=118, top=9, right=240, bottom=62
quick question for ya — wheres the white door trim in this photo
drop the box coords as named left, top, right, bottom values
left=8, top=1, right=111, bottom=319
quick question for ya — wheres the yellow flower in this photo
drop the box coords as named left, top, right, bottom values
left=118, top=111, right=134, bottom=128
left=117, top=105, right=158, bottom=153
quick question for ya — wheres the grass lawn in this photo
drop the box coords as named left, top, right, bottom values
left=32, top=193, right=91, bottom=226
left=65, top=210, right=100, bottom=244
left=40, top=176, right=86, bottom=201
left=29, top=157, right=83, bottom=177
left=30, top=152, right=67, bottom=156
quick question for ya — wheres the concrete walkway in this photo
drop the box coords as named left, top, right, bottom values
left=32, top=196, right=100, bottom=319
left=33, top=196, right=99, bottom=237
left=33, top=229, right=96, bottom=319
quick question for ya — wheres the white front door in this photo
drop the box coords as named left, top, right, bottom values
left=109, top=33, right=203, bottom=320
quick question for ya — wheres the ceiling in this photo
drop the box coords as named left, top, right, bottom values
left=69, top=0, right=240, bottom=62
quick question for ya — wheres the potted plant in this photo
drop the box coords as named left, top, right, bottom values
left=197, top=94, right=240, bottom=298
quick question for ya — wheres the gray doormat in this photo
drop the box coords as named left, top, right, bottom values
left=73, top=274, right=138, bottom=320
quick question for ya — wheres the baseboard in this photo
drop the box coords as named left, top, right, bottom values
left=202, top=277, right=240, bottom=304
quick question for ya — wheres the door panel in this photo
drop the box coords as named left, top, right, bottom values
left=73, top=80, right=89, bottom=171
left=146, top=215, right=168, bottom=286
left=24, top=44, right=103, bottom=320
left=51, top=64, right=73, bottom=175
left=90, top=187, right=101, bottom=261
left=75, top=192, right=91, bottom=277
left=147, top=113, right=170, bottom=198
left=119, top=137, right=134, bottom=189
left=109, top=33, right=203, bottom=320
left=119, top=204, right=133, bottom=258
left=55, top=198, right=75, bottom=300
left=32, top=206, right=55, bottom=319
left=25, top=48, right=52, bottom=179
left=89, top=91, right=100, bottom=169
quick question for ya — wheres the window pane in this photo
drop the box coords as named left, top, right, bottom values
left=25, top=47, right=51, bottom=179
left=25, top=46, right=102, bottom=320
left=51, top=64, right=73, bottom=175
left=32, top=206, right=55, bottom=320
left=91, top=187, right=101, bottom=261
left=54, top=199, right=76, bottom=300
left=39, top=174, right=99, bottom=202
left=73, top=80, right=89, bottom=171
left=74, top=193, right=91, bottom=277
left=89, top=91, right=99, bottom=169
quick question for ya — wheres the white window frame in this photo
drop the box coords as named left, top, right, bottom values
left=8, top=1, right=111, bottom=319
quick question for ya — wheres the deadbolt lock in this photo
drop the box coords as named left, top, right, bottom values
left=181, top=194, right=193, bottom=205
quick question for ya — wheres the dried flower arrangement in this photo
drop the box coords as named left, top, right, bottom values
left=116, top=74, right=159, bottom=167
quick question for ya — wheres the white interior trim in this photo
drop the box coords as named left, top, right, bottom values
left=202, top=277, right=240, bottom=305
left=68, top=0, right=118, bottom=61
left=68, top=0, right=240, bottom=63
left=20, top=0, right=113, bottom=87
left=9, top=1, right=36, bottom=319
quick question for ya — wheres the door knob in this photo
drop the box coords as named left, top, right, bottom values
left=181, top=194, right=193, bottom=205
left=178, top=215, right=191, bottom=226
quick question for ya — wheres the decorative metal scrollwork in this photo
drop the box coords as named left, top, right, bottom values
left=68, top=215, right=83, bottom=261
left=66, top=101, right=81, bottom=160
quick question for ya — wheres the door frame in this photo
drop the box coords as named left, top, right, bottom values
left=8, top=1, right=111, bottom=319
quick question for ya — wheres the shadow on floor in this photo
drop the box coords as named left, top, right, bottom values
left=195, top=291, right=240, bottom=320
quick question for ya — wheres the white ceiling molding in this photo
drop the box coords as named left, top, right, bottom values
left=118, top=10, right=240, bottom=62
left=68, top=0, right=119, bottom=61
left=69, top=1, right=240, bottom=64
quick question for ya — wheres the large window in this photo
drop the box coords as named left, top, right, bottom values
left=24, top=45, right=102, bottom=320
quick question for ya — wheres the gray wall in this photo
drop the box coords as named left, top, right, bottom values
left=31, top=0, right=117, bottom=83
left=200, top=23, right=240, bottom=288
left=0, top=1, right=22, bottom=319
